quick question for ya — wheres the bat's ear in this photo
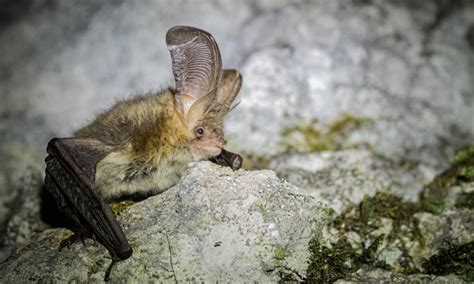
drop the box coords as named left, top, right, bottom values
left=216, top=69, right=242, bottom=110
left=166, top=26, right=222, bottom=122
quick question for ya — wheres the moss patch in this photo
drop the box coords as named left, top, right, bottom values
left=306, top=192, right=424, bottom=282
left=273, top=245, right=290, bottom=261
left=421, top=144, right=474, bottom=214
left=280, top=113, right=371, bottom=153
left=305, top=145, right=474, bottom=282
left=307, top=238, right=358, bottom=282
left=451, top=144, right=474, bottom=165
left=422, top=241, right=474, bottom=282
left=109, top=200, right=135, bottom=216
left=455, top=191, right=474, bottom=209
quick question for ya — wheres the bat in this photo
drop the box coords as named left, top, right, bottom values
left=43, top=26, right=243, bottom=281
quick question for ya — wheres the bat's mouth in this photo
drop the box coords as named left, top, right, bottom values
left=193, top=141, right=223, bottom=156
left=201, top=145, right=223, bottom=157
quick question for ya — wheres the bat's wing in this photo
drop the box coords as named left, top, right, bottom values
left=44, top=138, right=132, bottom=279
left=209, top=148, right=243, bottom=171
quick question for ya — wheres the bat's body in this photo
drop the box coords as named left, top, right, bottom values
left=43, top=26, right=243, bottom=280
left=75, top=90, right=203, bottom=200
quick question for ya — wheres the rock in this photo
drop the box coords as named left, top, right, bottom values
left=0, top=162, right=330, bottom=282
left=269, top=150, right=434, bottom=211
left=1, top=167, right=46, bottom=263
left=226, top=0, right=474, bottom=169
left=335, top=267, right=465, bottom=283
left=297, top=146, right=474, bottom=282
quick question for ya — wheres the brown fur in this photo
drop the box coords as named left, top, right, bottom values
left=73, top=88, right=230, bottom=200
left=75, top=90, right=189, bottom=152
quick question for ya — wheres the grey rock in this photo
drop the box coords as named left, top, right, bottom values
left=226, top=0, right=474, bottom=168
left=277, top=149, right=473, bottom=279
left=336, top=267, right=465, bottom=283
left=0, top=167, right=46, bottom=263
left=0, top=162, right=330, bottom=282
left=270, top=150, right=434, bottom=210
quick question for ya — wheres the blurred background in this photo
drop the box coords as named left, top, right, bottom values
left=0, top=0, right=472, bottom=258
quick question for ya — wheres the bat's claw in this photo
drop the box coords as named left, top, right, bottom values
left=104, top=260, right=118, bottom=282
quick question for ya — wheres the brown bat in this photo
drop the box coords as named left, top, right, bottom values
left=43, top=26, right=243, bottom=280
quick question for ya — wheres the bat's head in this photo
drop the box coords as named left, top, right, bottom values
left=166, top=26, right=242, bottom=158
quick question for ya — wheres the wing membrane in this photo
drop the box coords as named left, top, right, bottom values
left=44, top=138, right=132, bottom=261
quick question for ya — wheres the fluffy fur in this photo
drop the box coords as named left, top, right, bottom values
left=74, top=89, right=210, bottom=200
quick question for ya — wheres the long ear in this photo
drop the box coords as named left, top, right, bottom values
left=216, top=69, right=242, bottom=110
left=166, top=26, right=222, bottom=120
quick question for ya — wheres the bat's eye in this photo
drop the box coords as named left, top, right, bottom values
left=195, top=127, right=205, bottom=138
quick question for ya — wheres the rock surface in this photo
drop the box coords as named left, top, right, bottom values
left=300, top=147, right=474, bottom=282
left=0, top=162, right=329, bottom=282
left=336, top=268, right=466, bottom=283
left=270, top=150, right=436, bottom=209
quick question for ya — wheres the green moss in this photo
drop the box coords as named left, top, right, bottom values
left=340, top=193, right=422, bottom=243
left=303, top=145, right=474, bottom=282
left=306, top=193, right=425, bottom=281
left=451, top=144, right=474, bottom=164
left=420, top=194, right=446, bottom=215
left=256, top=204, right=268, bottom=216
left=459, top=166, right=474, bottom=180
left=455, top=191, right=474, bottom=209
left=327, top=114, right=371, bottom=141
left=280, top=113, right=371, bottom=153
left=274, top=245, right=290, bottom=261
left=421, top=144, right=474, bottom=214
left=359, top=235, right=392, bottom=270
left=109, top=200, right=135, bottom=216
left=280, top=119, right=335, bottom=152
left=306, top=235, right=391, bottom=282
left=307, top=238, right=358, bottom=283
left=422, top=241, right=474, bottom=281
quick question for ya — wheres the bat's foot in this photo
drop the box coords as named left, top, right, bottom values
left=103, top=246, right=132, bottom=281
left=59, top=232, right=91, bottom=250
left=104, top=260, right=117, bottom=282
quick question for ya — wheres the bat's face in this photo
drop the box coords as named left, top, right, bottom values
left=191, top=121, right=225, bottom=157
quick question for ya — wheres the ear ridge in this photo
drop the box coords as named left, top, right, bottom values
left=166, top=26, right=222, bottom=117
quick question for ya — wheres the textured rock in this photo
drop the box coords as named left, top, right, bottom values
left=297, top=148, right=474, bottom=282
left=226, top=0, right=474, bottom=168
left=336, top=268, right=465, bottom=283
left=0, top=168, right=45, bottom=263
left=270, top=150, right=435, bottom=210
left=0, top=162, right=329, bottom=282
